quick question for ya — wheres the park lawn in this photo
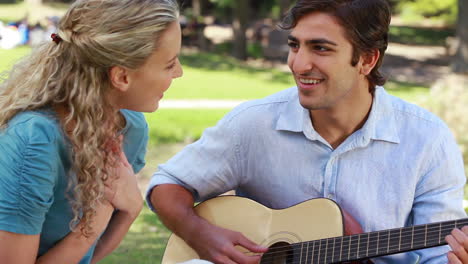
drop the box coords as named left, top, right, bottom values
left=1, top=47, right=428, bottom=101
left=99, top=205, right=170, bottom=264
left=0, top=2, right=67, bottom=24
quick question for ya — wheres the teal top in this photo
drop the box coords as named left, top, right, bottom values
left=0, top=109, right=148, bottom=263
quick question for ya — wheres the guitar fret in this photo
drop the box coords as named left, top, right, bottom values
left=324, top=239, right=328, bottom=263
left=367, top=232, right=370, bottom=257
left=290, top=219, right=468, bottom=264
left=411, top=226, right=414, bottom=249
left=312, top=240, right=318, bottom=264
left=387, top=229, right=390, bottom=253
left=424, top=224, right=427, bottom=247
left=339, top=236, right=344, bottom=261
left=318, top=238, right=322, bottom=264
left=412, top=224, right=426, bottom=249
left=388, top=228, right=402, bottom=254
left=358, top=233, right=369, bottom=259
left=331, top=237, right=336, bottom=263
left=348, top=235, right=359, bottom=260
left=357, top=234, right=361, bottom=259
left=400, top=227, right=413, bottom=251
left=368, top=231, right=379, bottom=257
left=399, top=228, right=402, bottom=251
left=299, top=242, right=303, bottom=264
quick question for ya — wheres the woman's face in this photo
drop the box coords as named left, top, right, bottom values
left=117, top=21, right=183, bottom=112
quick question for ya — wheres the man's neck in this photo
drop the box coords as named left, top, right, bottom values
left=310, top=91, right=374, bottom=149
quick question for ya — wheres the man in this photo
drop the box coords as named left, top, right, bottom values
left=146, top=0, right=468, bottom=263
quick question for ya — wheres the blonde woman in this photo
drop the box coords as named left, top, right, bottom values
left=0, top=0, right=182, bottom=263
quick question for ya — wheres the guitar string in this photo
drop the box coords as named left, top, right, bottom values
left=257, top=220, right=468, bottom=254
left=251, top=221, right=468, bottom=262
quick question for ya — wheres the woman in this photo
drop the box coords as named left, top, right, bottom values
left=0, top=0, right=182, bottom=263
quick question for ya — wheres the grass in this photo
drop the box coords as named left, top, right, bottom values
left=0, top=46, right=30, bottom=73
left=99, top=205, right=170, bottom=264
left=0, top=2, right=67, bottom=24
left=145, top=109, right=230, bottom=145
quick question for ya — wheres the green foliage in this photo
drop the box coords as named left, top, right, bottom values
left=396, top=0, right=457, bottom=25
left=429, top=74, right=468, bottom=166
left=389, top=25, right=455, bottom=46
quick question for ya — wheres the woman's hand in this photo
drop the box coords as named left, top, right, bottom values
left=104, top=147, right=143, bottom=218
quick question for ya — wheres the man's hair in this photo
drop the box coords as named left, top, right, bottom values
left=281, top=0, right=391, bottom=93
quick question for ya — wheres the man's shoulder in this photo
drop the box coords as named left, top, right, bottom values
left=381, top=88, right=447, bottom=129
left=224, top=87, right=297, bottom=123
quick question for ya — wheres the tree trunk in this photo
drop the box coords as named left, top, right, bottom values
left=452, top=0, right=468, bottom=74
left=279, top=0, right=292, bottom=20
left=193, top=0, right=201, bottom=17
left=232, top=0, right=249, bottom=60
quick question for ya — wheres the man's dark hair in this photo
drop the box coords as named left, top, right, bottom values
left=281, top=0, right=391, bottom=93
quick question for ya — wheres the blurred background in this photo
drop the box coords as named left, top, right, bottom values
left=0, top=0, right=467, bottom=263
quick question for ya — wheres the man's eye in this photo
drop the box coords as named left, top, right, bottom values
left=287, top=42, right=299, bottom=49
left=314, top=46, right=329, bottom=52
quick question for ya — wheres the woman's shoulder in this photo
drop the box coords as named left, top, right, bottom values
left=120, top=109, right=148, bottom=130
left=3, top=110, right=62, bottom=143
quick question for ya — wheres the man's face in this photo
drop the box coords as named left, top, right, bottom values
left=287, top=12, right=369, bottom=111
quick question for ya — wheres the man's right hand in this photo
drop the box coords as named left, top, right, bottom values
left=185, top=219, right=268, bottom=264
left=150, top=184, right=268, bottom=264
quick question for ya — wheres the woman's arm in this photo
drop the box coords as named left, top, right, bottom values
left=91, top=149, right=143, bottom=263
left=90, top=210, right=140, bottom=263
left=36, top=201, right=114, bottom=264
left=0, top=201, right=113, bottom=264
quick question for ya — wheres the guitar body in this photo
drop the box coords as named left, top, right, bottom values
left=162, top=196, right=346, bottom=264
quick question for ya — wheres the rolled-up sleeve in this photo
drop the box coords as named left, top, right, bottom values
left=146, top=115, right=242, bottom=212
left=410, top=128, right=466, bottom=264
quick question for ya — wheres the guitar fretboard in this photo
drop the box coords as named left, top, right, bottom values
left=261, top=218, right=468, bottom=264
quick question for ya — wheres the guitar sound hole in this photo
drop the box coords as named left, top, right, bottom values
left=260, top=242, right=294, bottom=264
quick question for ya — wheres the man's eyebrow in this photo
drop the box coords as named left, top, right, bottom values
left=287, top=35, right=337, bottom=46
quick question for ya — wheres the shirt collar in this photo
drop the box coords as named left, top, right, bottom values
left=275, top=86, right=400, bottom=144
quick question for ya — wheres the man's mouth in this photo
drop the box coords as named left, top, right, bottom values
left=298, top=78, right=324, bottom=85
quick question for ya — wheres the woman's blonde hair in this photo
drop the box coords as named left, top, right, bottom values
left=0, top=0, right=179, bottom=236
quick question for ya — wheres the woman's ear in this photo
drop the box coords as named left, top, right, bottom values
left=109, top=66, right=131, bottom=92
left=360, top=49, right=380, bottom=76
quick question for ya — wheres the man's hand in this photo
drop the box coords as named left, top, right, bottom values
left=446, top=226, right=468, bottom=264
left=187, top=220, right=269, bottom=264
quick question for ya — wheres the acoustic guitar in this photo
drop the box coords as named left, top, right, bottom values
left=162, top=196, right=466, bottom=264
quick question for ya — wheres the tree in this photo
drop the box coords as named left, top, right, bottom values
left=452, top=0, right=468, bottom=73
left=232, top=0, right=249, bottom=60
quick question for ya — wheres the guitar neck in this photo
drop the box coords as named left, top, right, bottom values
left=292, top=218, right=468, bottom=263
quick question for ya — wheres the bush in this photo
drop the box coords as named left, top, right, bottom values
left=397, top=0, right=457, bottom=25
left=429, top=74, right=468, bottom=166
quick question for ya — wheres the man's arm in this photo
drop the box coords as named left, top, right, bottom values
left=150, top=184, right=268, bottom=264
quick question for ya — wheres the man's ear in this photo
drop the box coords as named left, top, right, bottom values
left=360, top=49, right=380, bottom=76
left=109, top=66, right=131, bottom=92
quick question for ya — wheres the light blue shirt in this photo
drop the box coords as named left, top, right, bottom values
left=0, top=109, right=148, bottom=264
left=146, top=86, right=466, bottom=263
